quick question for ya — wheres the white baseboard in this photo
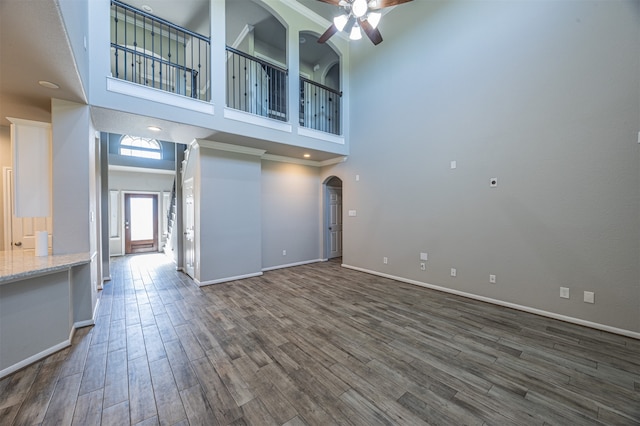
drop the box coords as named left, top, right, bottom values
left=262, top=259, right=323, bottom=272
left=0, top=339, right=71, bottom=379
left=341, top=264, right=640, bottom=340
left=195, top=271, right=263, bottom=286
left=1, top=310, right=100, bottom=379
left=74, top=319, right=95, bottom=328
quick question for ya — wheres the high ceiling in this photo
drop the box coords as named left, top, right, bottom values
left=0, top=0, right=344, bottom=160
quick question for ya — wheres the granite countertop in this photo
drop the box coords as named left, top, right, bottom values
left=0, top=251, right=91, bottom=284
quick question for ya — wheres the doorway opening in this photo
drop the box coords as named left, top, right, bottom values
left=324, top=176, right=343, bottom=260
left=124, top=193, right=159, bottom=254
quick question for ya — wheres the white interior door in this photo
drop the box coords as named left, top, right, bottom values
left=4, top=168, right=52, bottom=252
left=183, top=178, right=195, bottom=278
left=327, top=186, right=342, bottom=259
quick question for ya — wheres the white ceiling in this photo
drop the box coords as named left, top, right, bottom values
left=0, top=0, right=86, bottom=127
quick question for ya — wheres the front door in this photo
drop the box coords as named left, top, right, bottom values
left=124, top=193, right=158, bottom=254
left=183, top=178, right=195, bottom=278
left=327, top=186, right=342, bottom=259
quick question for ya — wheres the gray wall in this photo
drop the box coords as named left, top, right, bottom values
left=198, top=147, right=262, bottom=283
left=52, top=99, right=91, bottom=255
left=323, top=0, right=640, bottom=333
left=262, top=160, right=321, bottom=268
left=51, top=99, right=99, bottom=322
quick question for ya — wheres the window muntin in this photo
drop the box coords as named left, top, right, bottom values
left=119, top=136, right=162, bottom=159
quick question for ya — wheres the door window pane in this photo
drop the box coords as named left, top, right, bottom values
left=130, top=197, right=154, bottom=241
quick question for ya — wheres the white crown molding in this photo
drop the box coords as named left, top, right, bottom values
left=279, top=0, right=332, bottom=28
left=223, top=108, right=293, bottom=133
left=262, top=154, right=319, bottom=167
left=108, top=164, right=175, bottom=175
left=262, top=154, right=347, bottom=167
left=319, top=156, right=348, bottom=167
left=231, top=24, right=254, bottom=49
left=6, top=117, right=51, bottom=127
left=298, top=127, right=345, bottom=145
left=106, top=77, right=215, bottom=115
left=194, top=140, right=267, bottom=157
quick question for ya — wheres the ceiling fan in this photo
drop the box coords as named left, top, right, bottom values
left=317, top=0, right=414, bottom=46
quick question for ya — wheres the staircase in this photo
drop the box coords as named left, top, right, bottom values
left=163, top=179, right=177, bottom=259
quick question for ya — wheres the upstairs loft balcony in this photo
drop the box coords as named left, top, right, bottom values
left=110, top=1, right=343, bottom=137
left=110, top=0, right=211, bottom=102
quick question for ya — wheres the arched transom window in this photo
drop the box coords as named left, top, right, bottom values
left=120, top=136, right=162, bottom=159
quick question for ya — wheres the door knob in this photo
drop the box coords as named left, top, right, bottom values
left=14, top=241, right=22, bottom=247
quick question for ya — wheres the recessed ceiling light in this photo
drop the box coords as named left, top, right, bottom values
left=38, top=80, right=60, bottom=89
left=141, top=4, right=153, bottom=12
left=303, top=154, right=311, bottom=158
left=147, top=126, right=162, bottom=132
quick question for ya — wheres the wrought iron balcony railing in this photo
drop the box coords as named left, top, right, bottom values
left=110, top=0, right=211, bottom=101
left=226, top=46, right=288, bottom=122
left=300, top=77, right=342, bottom=136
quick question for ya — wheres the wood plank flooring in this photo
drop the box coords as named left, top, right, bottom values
left=1, top=253, right=639, bottom=425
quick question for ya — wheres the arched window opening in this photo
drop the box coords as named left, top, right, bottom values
left=119, top=136, right=162, bottom=160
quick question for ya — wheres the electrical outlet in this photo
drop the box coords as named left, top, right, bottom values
left=282, top=250, right=286, bottom=256
left=584, top=291, right=595, bottom=304
left=450, top=268, right=457, bottom=277
left=420, top=262, right=426, bottom=271
left=450, top=160, right=457, bottom=169
left=420, top=252, right=428, bottom=261
left=383, top=257, right=388, bottom=264
left=560, top=287, right=570, bottom=299
left=489, top=274, right=496, bottom=284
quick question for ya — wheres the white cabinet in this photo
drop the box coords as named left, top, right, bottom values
left=7, top=118, right=51, bottom=218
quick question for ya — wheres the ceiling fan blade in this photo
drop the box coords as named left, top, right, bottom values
left=318, top=24, right=339, bottom=44
left=360, top=18, right=383, bottom=45
left=376, top=0, right=413, bottom=7
left=316, top=0, right=341, bottom=5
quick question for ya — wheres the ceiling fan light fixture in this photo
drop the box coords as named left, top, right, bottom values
left=334, top=14, right=349, bottom=31
left=350, top=23, right=362, bottom=40
left=352, top=0, right=368, bottom=18
left=367, top=11, right=381, bottom=29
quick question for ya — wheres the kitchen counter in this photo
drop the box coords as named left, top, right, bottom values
left=0, top=250, right=96, bottom=379
left=0, top=250, right=90, bottom=284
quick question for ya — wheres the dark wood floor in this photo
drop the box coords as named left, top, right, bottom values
left=1, top=254, right=639, bottom=425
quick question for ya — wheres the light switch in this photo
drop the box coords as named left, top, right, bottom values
left=450, top=161, right=457, bottom=169
left=420, top=252, right=428, bottom=261
left=348, top=210, right=357, bottom=217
